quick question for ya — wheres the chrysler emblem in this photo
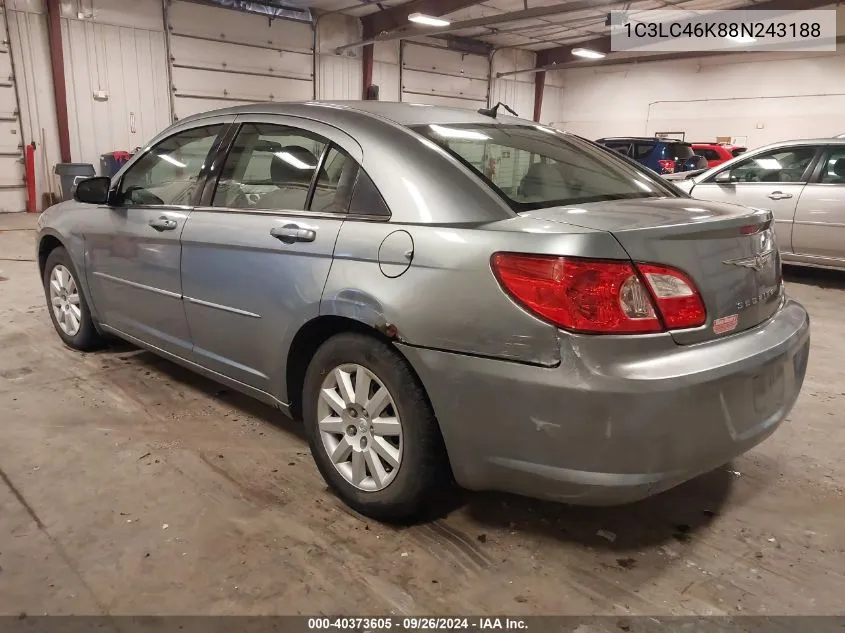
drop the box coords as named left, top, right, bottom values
left=723, top=249, right=775, bottom=272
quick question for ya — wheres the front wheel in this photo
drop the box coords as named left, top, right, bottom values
left=302, top=333, right=447, bottom=522
left=43, top=247, right=103, bottom=351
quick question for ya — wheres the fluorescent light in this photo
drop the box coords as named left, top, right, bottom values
left=428, top=124, right=491, bottom=140
left=572, top=47, right=605, bottom=59
left=275, top=151, right=314, bottom=170
left=158, top=154, right=186, bottom=168
left=726, top=35, right=757, bottom=44
left=408, top=13, right=450, bottom=27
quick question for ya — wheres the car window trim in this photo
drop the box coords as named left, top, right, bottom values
left=115, top=119, right=234, bottom=209
left=807, top=145, right=845, bottom=185
left=702, top=143, right=822, bottom=185
left=305, top=143, right=332, bottom=211
left=190, top=204, right=389, bottom=223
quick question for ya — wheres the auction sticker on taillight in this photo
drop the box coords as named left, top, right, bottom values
left=713, top=314, right=738, bottom=334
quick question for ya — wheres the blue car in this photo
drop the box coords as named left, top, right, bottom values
left=596, top=137, right=707, bottom=175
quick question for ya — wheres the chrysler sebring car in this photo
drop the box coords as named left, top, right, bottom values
left=36, top=102, right=810, bottom=521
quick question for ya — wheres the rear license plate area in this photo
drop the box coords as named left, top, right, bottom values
left=752, top=363, right=785, bottom=417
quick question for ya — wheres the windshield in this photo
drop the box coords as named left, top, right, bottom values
left=414, top=124, right=677, bottom=211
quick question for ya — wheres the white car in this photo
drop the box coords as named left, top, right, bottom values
left=673, top=138, right=845, bottom=270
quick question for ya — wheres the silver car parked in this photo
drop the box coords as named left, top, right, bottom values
left=37, top=102, right=810, bottom=521
left=674, top=138, right=845, bottom=270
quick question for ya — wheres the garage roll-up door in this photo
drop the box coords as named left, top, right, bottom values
left=400, top=41, right=488, bottom=109
left=166, top=0, right=313, bottom=120
left=0, top=6, right=25, bottom=212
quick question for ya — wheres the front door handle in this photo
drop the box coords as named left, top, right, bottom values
left=149, top=216, right=178, bottom=231
left=768, top=191, right=793, bottom=200
left=270, top=224, right=316, bottom=244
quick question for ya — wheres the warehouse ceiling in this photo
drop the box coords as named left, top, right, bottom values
left=309, top=0, right=838, bottom=51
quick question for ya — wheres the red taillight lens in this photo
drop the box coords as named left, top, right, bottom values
left=658, top=159, right=675, bottom=173
left=491, top=254, right=706, bottom=335
left=636, top=263, right=706, bottom=329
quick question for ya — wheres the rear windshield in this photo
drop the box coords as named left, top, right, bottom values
left=667, top=143, right=695, bottom=159
left=732, top=148, right=747, bottom=157
left=414, top=124, right=677, bottom=211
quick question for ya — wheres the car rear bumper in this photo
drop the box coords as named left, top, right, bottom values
left=397, top=298, right=810, bottom=505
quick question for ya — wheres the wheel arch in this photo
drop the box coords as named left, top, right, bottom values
left=286, top=315, right=402, bottom=421
left=38, top=233, right=65, bottom=278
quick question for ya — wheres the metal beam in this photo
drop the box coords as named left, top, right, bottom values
left=45, top=0, right=71, bottom=163
left=533, top=71, right=545, bottom=122
left=345, top=0, right=623, bottom=54
left=534, top=0, right=838, bottom=68
left=362, top=43, right=374, bottom=99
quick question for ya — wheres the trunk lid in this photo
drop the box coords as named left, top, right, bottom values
left=523, top=197, right=783, bottom=344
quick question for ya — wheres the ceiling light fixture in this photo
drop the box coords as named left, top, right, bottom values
left=408, top=13, right=450, bottom=27
left=572, top=47, right=606, bottom=59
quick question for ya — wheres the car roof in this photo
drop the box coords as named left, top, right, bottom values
left=597, top=137, right=688, bottom=144
left=176, top=100, right=528, bottom=128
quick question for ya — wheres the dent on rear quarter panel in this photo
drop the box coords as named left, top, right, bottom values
left=321, top=215, right=630, bottom=366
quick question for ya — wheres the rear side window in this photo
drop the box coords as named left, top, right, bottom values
left=603, top=142, right=632, bottom=156
left=213, top=123, right=326, bottom=211
left=633, top=143, right=654, bottom=159
left=668, top=143, right=694, bottom=159
left=696, top=148, right=721, bottom=161
left=731, top=148, right=747, bottom=157
left=349, top=170, right=390, bottom=217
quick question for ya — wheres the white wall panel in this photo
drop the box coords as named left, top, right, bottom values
left=317, top=14, right=361, bottom=100
left=373, top=41, right=399, bottom=102
left=540, top=71, right=564, bottom=128
left=547, top=49, right=845, bottom=147
left=62, top=0, right=170, bottom=169
left=0, top=7, right=26, bottom=211
left=490, top=48, right=534, bottom=120
left=6, top=0, right=60, bottom=210
left=401, top=41, right=488, bottom=108
left=167, top=0, right=313, bottom=119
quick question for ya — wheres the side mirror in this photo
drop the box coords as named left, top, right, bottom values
left=74, top=176, right=112, bottom=204
left=714, top=170, right=734, bottom=184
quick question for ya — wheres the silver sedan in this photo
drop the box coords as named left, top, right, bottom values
left=36, top=102, right=810, bottom=521
left=673, top=138, right=845, bottom=270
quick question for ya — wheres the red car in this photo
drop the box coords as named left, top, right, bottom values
left=691, top=143, right=747, bottom=168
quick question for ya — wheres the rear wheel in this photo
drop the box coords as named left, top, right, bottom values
left=302, top=333, right=446, bottom=522
left=43, top=247, right=103, bottom=351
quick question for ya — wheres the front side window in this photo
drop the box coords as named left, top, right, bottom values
left=717, top=146, right=817, bottom=183
left=415, top=124, right=676, bottom=211
left=817, top=147, right=845, bottom=184
left=120, top=124, right=223, bottom=206
left=213, top=123, right=327, bottom=211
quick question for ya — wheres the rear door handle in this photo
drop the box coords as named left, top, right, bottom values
left=768, top=191, right=793, bottom=200
left=270, top=224, right=316, bottom=244
left=149, top=216, right=178, bottom=231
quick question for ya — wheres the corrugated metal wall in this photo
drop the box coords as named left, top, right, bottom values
left=400, top=39, right=489, bottom=108
left=373, top=41, right=400, bottom=103
left=316, top=13, right=360, bottom=100
left=541, top=72, right=565, bottom=128
left=61, top=0, right=170, bottom=169
left=490, top=48, right=535, bottom=120
left=1, top=1, right=35, bottom=211
left=166, top=0, right=313, bottom=119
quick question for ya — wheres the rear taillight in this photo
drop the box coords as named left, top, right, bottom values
left=491, top=254, right=706, bottom=335
left=657, top=159, right=675, bottom=173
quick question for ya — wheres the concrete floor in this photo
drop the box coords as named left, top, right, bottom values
left=1, top=212, right=843, bottom=616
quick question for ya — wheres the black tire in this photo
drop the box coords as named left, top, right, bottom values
left=303, top=332, right=448, bottom=523
left=42, top=247, right=103, bottom=351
